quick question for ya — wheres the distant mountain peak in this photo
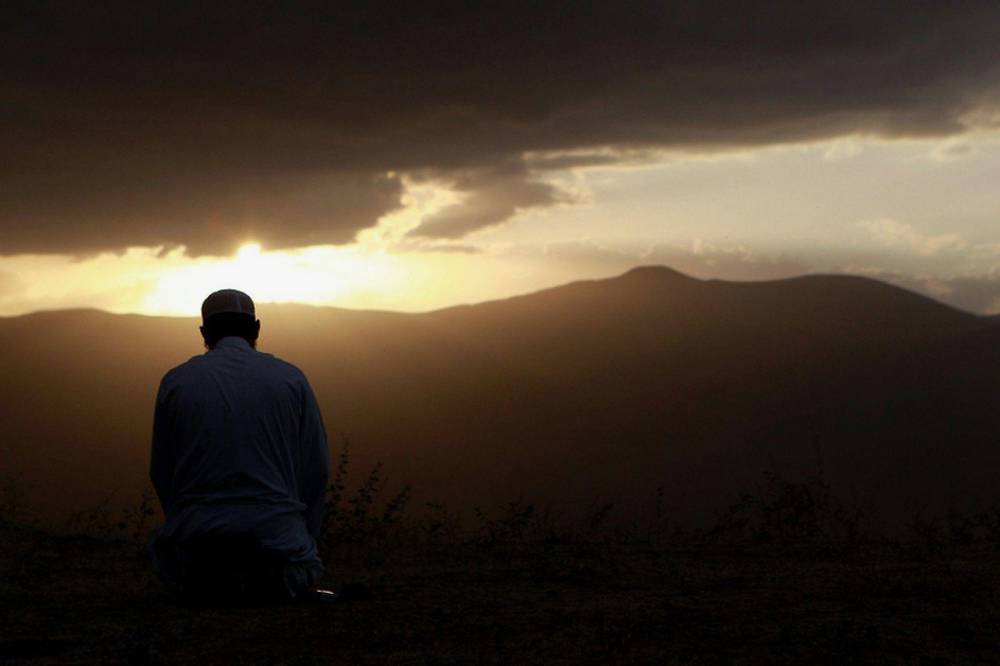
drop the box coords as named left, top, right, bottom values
left=618, top=265, right=694, bottom=281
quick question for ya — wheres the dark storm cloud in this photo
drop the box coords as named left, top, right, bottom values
left=3, top=1, right=999, bottom=254
left=407, top=162, right=574, bottom=239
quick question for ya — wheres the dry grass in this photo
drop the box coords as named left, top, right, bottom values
left=5, top=452, right=1000, bottom=663
left=3, top=519, right=1000, bottom=664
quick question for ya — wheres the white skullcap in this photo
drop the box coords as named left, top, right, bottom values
left=201, top=289, right=255, bottom=321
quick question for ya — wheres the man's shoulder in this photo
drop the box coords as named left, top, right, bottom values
left=158, top=349, right=308, bottom=385
left=254, top=351, right=307, bottom=379
left=158, top=354, right=206, bottom=384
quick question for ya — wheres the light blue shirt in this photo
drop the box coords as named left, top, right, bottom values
left=149, top=336, right=329, bottom=572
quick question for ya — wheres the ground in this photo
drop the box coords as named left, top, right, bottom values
left=2, top=524, right=999, bottom=664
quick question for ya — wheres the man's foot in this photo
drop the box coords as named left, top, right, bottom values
left=299, top=588, right=339, bottom=604
left=297, top=582, right=371, bottom=604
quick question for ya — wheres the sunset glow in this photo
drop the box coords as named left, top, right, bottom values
left=2, top=134, right=999, bottom=318
left=6, top=5, right=1000, bottom=656
left=1, top=3, right=999, bottom=318
left=141, top=242, right=402, bottom=316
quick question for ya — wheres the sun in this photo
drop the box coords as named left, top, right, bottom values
left=237, top=242, right=263, bottom=261
left=141, top=242, right=401, bottom=315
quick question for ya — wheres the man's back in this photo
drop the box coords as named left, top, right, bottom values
left=149, top=325, right=330, bottom=597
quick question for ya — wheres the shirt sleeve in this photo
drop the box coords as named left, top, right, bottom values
left=298, top=376, right=330, bottom=540
left=149, top=376, right=176, bottom=517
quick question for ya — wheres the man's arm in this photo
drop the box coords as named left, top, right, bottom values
left=149, top=378, right=176, bottom=517
left=298, top=376, right=330, bottom=541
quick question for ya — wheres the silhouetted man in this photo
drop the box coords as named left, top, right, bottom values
left=148, top=289, right=332, bottom=603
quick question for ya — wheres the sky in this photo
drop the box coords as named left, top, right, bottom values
left=2, top=2, right=999, bottom=316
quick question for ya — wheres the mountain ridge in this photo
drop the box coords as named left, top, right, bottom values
left=1, top=265, right=988, bottom=322
left=2, top=266, right=998, bottom=528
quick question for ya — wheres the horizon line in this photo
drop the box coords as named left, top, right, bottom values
left=0, top=265, right=987, bottom=321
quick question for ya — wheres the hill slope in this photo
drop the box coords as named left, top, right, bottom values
left=1, top=267, right=997, bottom=526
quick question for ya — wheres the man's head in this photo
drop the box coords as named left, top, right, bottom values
left=200, top=289, right=260, bottom=349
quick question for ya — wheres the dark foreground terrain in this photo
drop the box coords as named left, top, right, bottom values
left=3, top=523, right=1000, bottom=664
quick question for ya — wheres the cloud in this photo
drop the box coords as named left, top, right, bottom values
left=407, top=163, right=574, bottom=239
left=855, top=218, right=968, bottom=256
left=940, top=275, right=1000, bottom=314
left=523, top=239, right=1000, bottom=315
left=390, top=240, right=484, bottom=255
left=1, top=169, right=404, bottom=257
left=852, top=218, right=1000, bottom=282
left=931, top=139, right=977, bottom=160
left=840, top=269, right=1000, bottom=315
left=823, top=139, right=864, bottom=162
left=3, top=2, right=1000, bottom=253
left=502, top=239, right=807, bottom=283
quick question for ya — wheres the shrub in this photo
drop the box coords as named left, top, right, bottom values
left=320, top=437, right=411, bottom=555
left=67, top=488, right=157, bottom=547
left=710, top=467, right=868, bottom=545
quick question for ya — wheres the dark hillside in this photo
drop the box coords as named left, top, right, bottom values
left=1, top=268, right=996, bottom=527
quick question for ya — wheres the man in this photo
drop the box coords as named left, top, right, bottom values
left=148, top=289, right=333, bottom=603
